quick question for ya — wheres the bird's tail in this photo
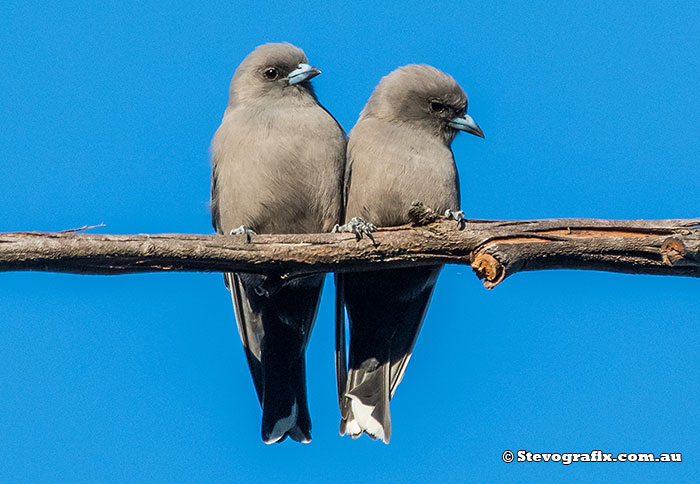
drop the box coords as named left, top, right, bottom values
left=260, top=336, right=312, bottom=444
left=339, top=356, right=392, bottom=444
left=227, top=272, right=320, bottom=444
left=336, top=272, right=392, bottom=444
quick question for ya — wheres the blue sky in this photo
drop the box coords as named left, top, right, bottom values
left=1, top=1, right=699, bottom=482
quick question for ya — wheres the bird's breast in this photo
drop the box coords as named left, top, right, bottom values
left=345, top=123, right=459, bottom=226
left=213, top=105, right=345, bottom=234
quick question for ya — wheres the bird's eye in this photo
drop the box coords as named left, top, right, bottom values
left=430, top=101, right=446, bottom=113
left=263, top=68, right=279, bottom=80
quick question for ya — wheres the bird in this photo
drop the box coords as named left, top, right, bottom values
left=336, top=64, right=484, bottom=443
left=210, top=43, right=346, bottom=444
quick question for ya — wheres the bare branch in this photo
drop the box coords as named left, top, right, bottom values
left=1, top=211, right=699, bottom=288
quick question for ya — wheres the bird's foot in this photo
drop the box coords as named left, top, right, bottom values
left=444, top=209, right=466, bottom=229
left=230, top=225, right=256, bottom=243
left=332, top=217, right=377, bottom=243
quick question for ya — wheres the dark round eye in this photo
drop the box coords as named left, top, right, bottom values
left=430, top=101, right=446, bottom=113
left=263, top=68, right=279, bottom=80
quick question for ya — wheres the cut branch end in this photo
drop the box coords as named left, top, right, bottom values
left=661, top=237, right=687, bottom=266
left=470, top=251, right=505, bottom=289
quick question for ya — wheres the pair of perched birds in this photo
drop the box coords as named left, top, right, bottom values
left=210, top=43, right=484, bottom=444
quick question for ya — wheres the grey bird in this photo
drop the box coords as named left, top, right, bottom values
left=211, top=43, right=346, bottom=444
left=336, top=64, right=483, bottom=443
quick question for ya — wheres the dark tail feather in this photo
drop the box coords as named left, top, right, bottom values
left=256, top=275, right=322, bottom=444
left=228, top=273, right=322, bottom=444
left=339, top=267, right=441, bottom=444
left=337, top=272, right=391, bottom=442
left=260, top=346, right=311, bottom=444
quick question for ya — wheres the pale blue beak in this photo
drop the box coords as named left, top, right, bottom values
left=448, top=114, right=484, bottom=138
left=287, top=63, right=321, bottom=85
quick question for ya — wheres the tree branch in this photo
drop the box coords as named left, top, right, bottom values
left=1, top=209, right=698, bottom=288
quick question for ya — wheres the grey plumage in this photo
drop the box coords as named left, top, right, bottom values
left=337, top=64, right=483, bottom=443
left=211, top=43, right=346, bottom=443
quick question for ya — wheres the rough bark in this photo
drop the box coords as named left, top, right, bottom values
left=1, top=211, right=698, bottom=288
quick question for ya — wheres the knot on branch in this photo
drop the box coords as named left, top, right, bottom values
left=408, top=202, right=440, bottom=226
left=470, top=251, right=505, bottom=289
left=661, top=237, right=687, bottom=266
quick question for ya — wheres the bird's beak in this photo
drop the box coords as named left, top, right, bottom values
left=287, top=63, right=321, bottom=85
left=448, top=114, right=484, bottom=138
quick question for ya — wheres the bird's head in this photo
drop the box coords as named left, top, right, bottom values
left=228, top=42, right=321, bottom=105
left=361, top=64, right=483, bottom=144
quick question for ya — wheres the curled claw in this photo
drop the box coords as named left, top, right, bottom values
left=230, top=225, right=256, bottom=243
left=332, top=217, right=377, bottom=243
left=444, top=209, right=465, bottom=222
left=444, top=209, right=466, bottom=229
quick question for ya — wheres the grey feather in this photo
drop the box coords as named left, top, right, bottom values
left=338, top=64, right=482, bottom=443
left=211, top=43, right=346, bottom=443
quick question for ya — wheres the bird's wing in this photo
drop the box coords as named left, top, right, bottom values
left=334, top=273, right=348, bottom=409
left=227, top=272, right=264, bottom=402
left=387, top=267, right=440, bottom=397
